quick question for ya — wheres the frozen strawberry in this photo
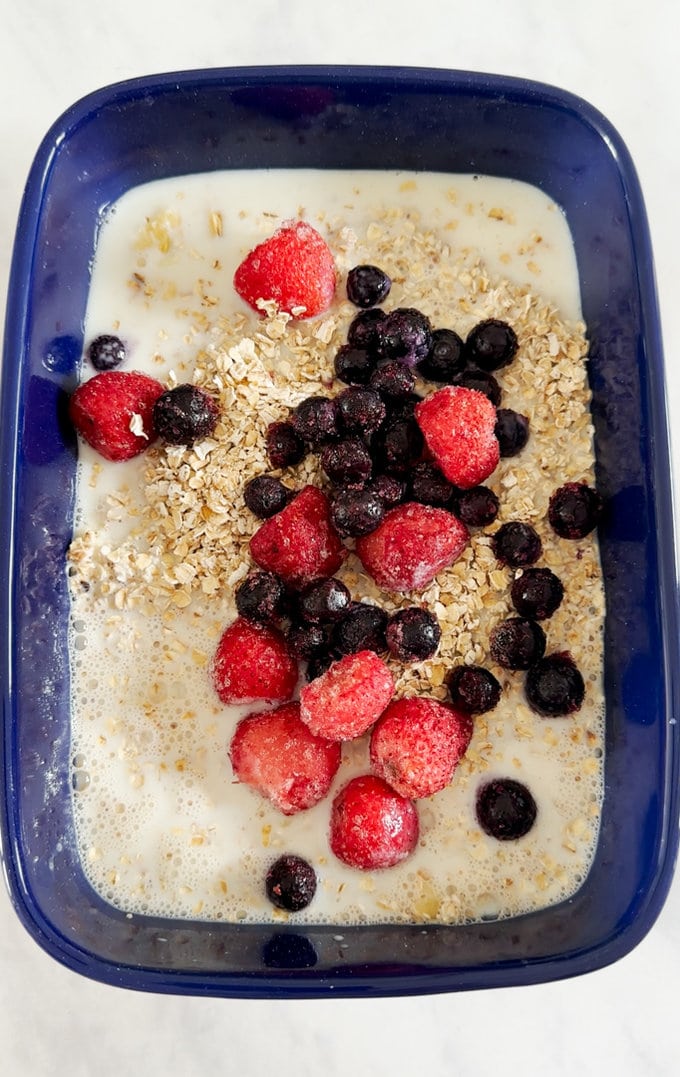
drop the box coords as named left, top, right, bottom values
left=250, top=485, right=346, bottom=588
left=69, top=370, right=164, bottom=461
left=299, top=650, right=394, bottom=741
left=370, top=697, right=472, bottom=799
left=415, top=385, right=500, bottom=488
left=229, top=702, right=341, bottom=815
left=329, top=774, right=419, bottom=870
left=233, top=220, right=336, bottom=318
left=355, top=501, right=469, bottom=593
left=212, top=617, right=298, bottom=705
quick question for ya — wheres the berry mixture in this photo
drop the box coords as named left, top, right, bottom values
left=67, top=177, right=605, bottom=927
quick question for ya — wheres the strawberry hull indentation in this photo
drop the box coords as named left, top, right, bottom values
left=355, top=501, right=469, bottom=593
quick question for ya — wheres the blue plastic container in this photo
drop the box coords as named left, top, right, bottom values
left=1, top=66, right=678, bottom=997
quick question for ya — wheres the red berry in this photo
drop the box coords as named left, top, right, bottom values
left=329, top=775, right=419, bottom=870
left=415, top=385, right=500, bottom=488
left=69, top=370, right=164, bottom=461
left=229, top=702, right=340, bottom=815
left=233, top=220, right=336, bottom=319
left=370, top=697, right=472, bottom=799
left=355, top=501, right=469, bottom=593
left=249, top=485, right=346, bottom=588
left=299, top=650, right=394, bottom=741
left=212, top=617, right=298, bottom=705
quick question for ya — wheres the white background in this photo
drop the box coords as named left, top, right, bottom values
left=1, top=2, right=679, bottom=1074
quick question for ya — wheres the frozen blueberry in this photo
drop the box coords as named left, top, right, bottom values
left=409, top=462, right=457, bottom=508
left=465, top=319, right=518, bottom=371
left=453, top=368, right=502, bottom=406
left=386, top=607, right=441, bottom=662
left=378, top=307, right=433, bottom=366
left=265, top=420, right=306, bottom=468
left=243, top=475, right=291, bottom=518
left=374, top=416, right=424, bottom=475
left=416, top=328, right=466, bottom=383
left=332, top=602, right=388, bottom=655
left=297, top=578, right=351, bottom=624
left=455, top=486, right=500, bottom=527
left=367, top=473, right=406, bottom=508
left=305, top=652, right=335, bottom=682
left=495, top=408, right=530, bottom=457
left=525, top=653, right=585, bottom=716
left=87, top=333, right=127, bottom=371
left=492, top=522, right=542, bottom=567
left=265, top=854, right=317, bottom=911
left=153, top=384, right=219, bottom=444
left=336, top=386, right=386, bottom=438
left=489, top=617, right=546, bottom=670
left=334, top=345, right=376, bottom=386
left=346, top=264, right=392, bottom=308
left=446, top=666, right=501, bottom=715
left=291, top=395, right=338, bottom=448
left=548, top=482, right=603, bottom=539
left=511, top=568, right=564, bottom=620
left=235, top=571, right=286, bottom=624
left=330, top=487, right=385, bottom=538
left=347, top=308, right=387, bottom=353
left=476, top=778, right=537, bottom=840
left=285, top=621, right=330, bottom=660
left=321, top=438, right=373, bottom=485
left=369, top=360, right=417, bottom=400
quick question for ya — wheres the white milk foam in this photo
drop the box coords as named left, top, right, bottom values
left=69, top=170, right=604, bottom=924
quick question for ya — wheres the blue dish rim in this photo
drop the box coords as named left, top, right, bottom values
left=1, top=64, right=678, bottom=998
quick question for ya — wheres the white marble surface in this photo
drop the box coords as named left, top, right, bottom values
left=1, top=1, right=679, bottom=1074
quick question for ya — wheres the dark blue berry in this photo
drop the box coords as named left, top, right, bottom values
left=465, top=319, right=518, bottom=371
left=525, top=653, right=585, bottom=716
left=548, top=483, right=603, bottom=539
left=367, top=473, right=406, bottom=508
left=409, top=462, right=457, bottom=508
left=266, top=420, right=306, bottom=468
left=336, top=386, right=386, bottom=437
left=334, top=345, right=376, bottom=386
left=243, top=475, right=291, bottom=518
left=153, top=384, right=219, bottom=444
left=417, top=328, right=466, bottom=383
left=87, top=334, right=126, bottom=371
left=291, top=395, right=339, bottom=448
left=378, top=307, right=433, bottom=366
left=454, top=369, right=502, bottom=406
left=333, top=602, right=388, bottom=655
left=235, top=571, right=286, bottom=624
left=386, top=607, right=441, bottom=662
left=456, top=486, right=500, bottom=527
left=511, top=568, right=564, bottom=620
left=347, top=308, right=387, bottom=353
left=492, top=522, right=542, bottom=567
left=305, top=652, right=335, bottom=681
left=490, top=617, right=546, bottom=670
left=476, top=778, right=537, bottom=840
left=330, top=487, right=385, bottom=538
left=265, top=855, right=317, bottom=911
left=446, top=666, right=501, bottom=715
left=374, top=416, right=424, bottom=475
left=285, top=621, right=330, bottom=660
left=346, top=264, right=392, bottom=308
left=321, top=438, right=373, bottom=485
left=369, top=360, right=417, bottom=399
left=297, top=578, right=351, bottom=624
left=495, top=409, right=530, bottom=457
